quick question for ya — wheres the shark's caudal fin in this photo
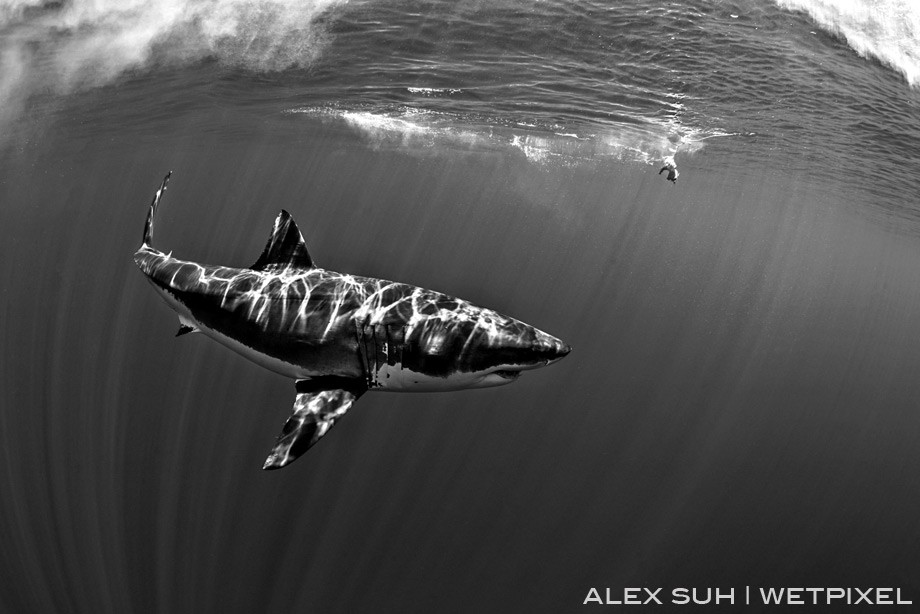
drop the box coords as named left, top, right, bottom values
left=263, top=378, right=366, bottom=470
left=251, top=210, right=315, bottom=272
left=141, top=172, right=172, bottom=248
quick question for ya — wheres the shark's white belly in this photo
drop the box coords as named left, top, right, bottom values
left=205, top=326, right=312, bottom=379
left=159, top=287, right=312, bottom=379
left=371, top=363, right=502, bottom=391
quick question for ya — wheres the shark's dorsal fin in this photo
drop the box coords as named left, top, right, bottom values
left=262, top=377, right=366, bottom=470
left=251, top=210, right=315, bottom=272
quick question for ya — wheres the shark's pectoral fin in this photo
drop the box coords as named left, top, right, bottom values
left=262, top=378, right=366, bottom=470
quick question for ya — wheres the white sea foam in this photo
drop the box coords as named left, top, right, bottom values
left=407, top=87, right=462, bottom=95
left=341, top=110, right=435, bottom=146
left=0, top=0, right=344, bottom=131
left=289, top=106, right=488, bottom=150
left=289, top=105, right=724, bottom=168
left=342, top=110, right=432, bottom=134
left=777, top=0, right=920, bottom=87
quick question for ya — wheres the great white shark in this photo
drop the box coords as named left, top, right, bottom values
left=134, top=173, right=571, bottom=469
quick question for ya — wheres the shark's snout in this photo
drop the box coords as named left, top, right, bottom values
left=552, top=342, right=572, bottom=364
left=504, top=329, right=571, bottom=372
left=535, top=330, right=571, bottom=365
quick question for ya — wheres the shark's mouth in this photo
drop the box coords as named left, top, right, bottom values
left=493, top=369, right=522, bottom=381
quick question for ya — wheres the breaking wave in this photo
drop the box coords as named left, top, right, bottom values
left=0, top=0, right=344, bottom=130
left=776, top=0, right=920, bottom=87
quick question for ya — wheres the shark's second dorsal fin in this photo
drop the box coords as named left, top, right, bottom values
left=251, top=210, right=315, bottom=272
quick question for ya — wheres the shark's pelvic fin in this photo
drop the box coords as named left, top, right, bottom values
left=175, top=314, right=199, bottom=337
left=262, top=377, right=366, bottom=470
left=251, top=210, right=315, bottom=272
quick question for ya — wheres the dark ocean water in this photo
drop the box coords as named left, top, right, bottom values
left=2, top=1, right=920, bottom=612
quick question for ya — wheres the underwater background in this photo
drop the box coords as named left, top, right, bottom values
left=2, top=0, right=920, bottom=611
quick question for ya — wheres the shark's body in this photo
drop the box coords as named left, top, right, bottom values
left=135, top=173, right=570, bottom=469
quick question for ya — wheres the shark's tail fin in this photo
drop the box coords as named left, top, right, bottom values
left=142, top=172, right=172, bottom=248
